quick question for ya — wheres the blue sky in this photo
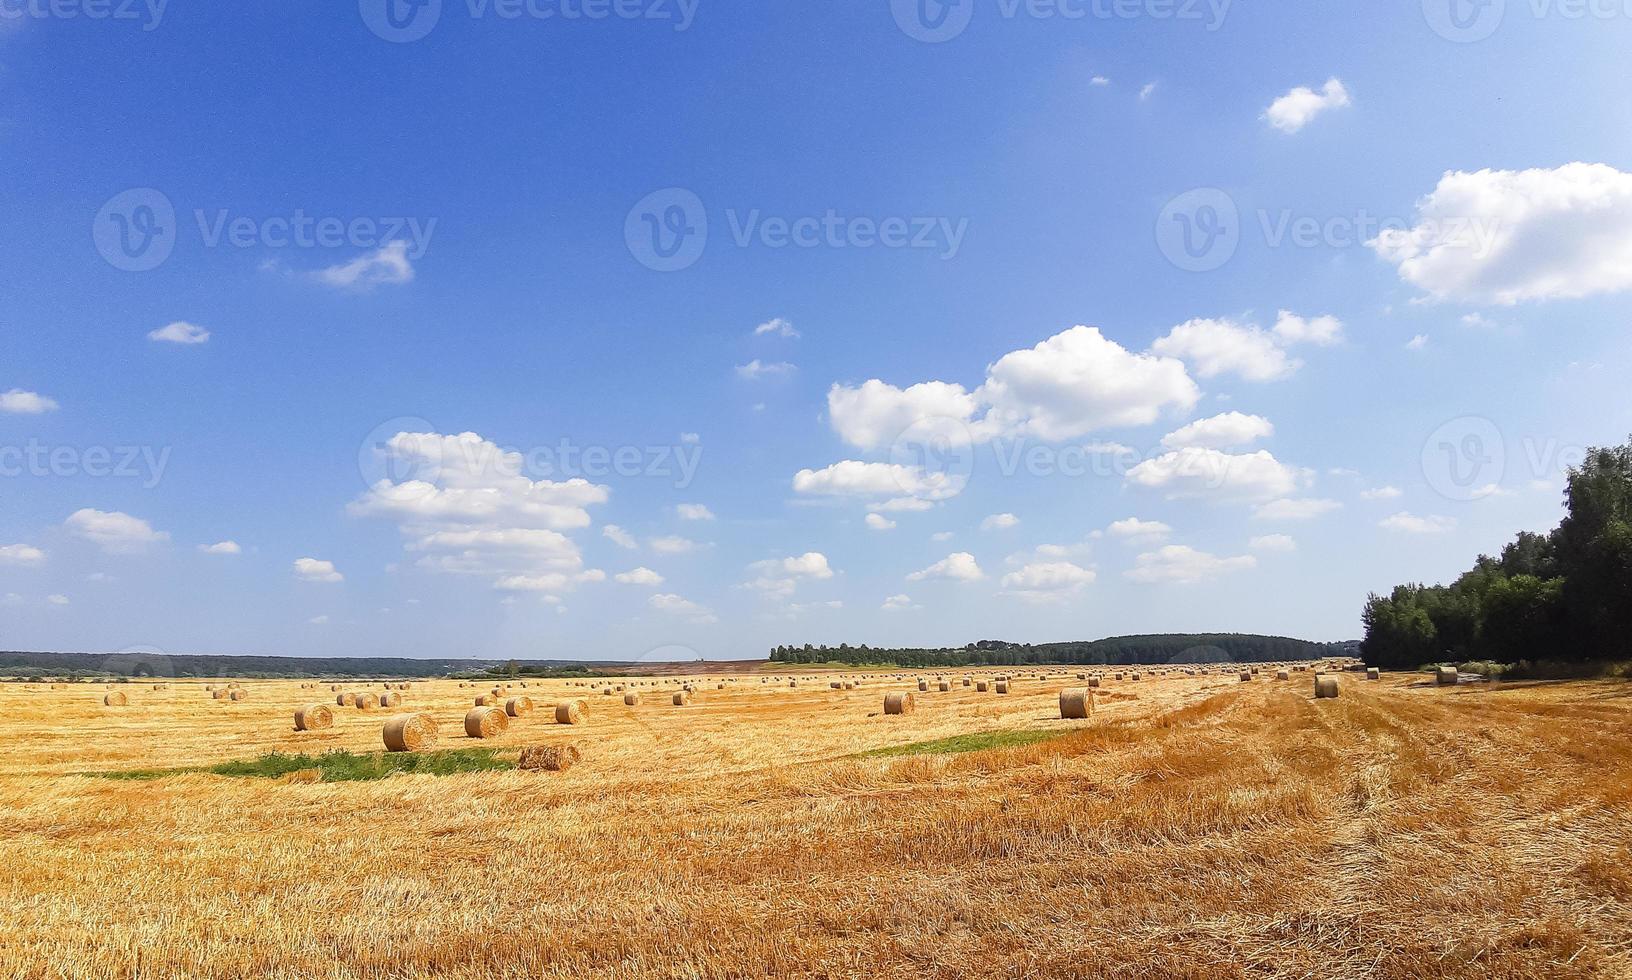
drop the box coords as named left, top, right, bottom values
left=2, top=0, right=1630, bottom=661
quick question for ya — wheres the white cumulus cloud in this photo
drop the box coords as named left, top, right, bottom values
left=64, top=509, right=168, bottom=553
left=1370, top=163, right=1632, bottom=305
left=614, top=566, right=664, bottom=586
left=907, top=552, right=984, bottom=583
left=1161, top=412, right=1274, bottom=450
left=0, top=389, right=59, bottom=414
left=293, top=557, right=343, bottom=583
left=1263, top=77, right=1351, bottom=134
left=315, top=241, right=414, bottom=290
left=1152, top=318, right=1300, bottom=382
left=999, top=561, right=1096, bottom=602
left=147, top=321, right=211, bottom=345
left=1127, top=449, right=1304, bottom=502
left=0, top=544, right=46, bottom=566
left=1125, top=545, right=1256, bottom=584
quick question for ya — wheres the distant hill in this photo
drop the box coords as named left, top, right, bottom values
left=769, top=633, right=1346, bottom=668
left=0, top=651, right=629, bottom=680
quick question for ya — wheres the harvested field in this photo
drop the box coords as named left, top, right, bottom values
left=0, top=670, right=1629, bottom=978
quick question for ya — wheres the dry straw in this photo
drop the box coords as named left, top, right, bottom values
left=518, top=743, right=581, bottom=772
left=464, top=707, right=509, bottom=739
left=383, top=713, right=439, bottom=752
left=1059, top=688, right=1094, bottom=719
left=294, top=704, right=335, bottom=731
left=883, top=692, right=916, bottom=715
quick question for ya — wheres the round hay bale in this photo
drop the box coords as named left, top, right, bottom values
left=883, top=692, right=915, bottom=715
left=1059, top=688, right=1094, bottom=719
left=962, top=678, right=972, bottom=686
left=554, top=700, right=584, bottom=725
left=1315, top=676, right=1340, bottom=699
left=994, top=681, right=1009, bottom=695
left=1240, top=671, right=1252, bottom=682
left=830, top=681, right=842, bottom=689
left=103, top=692, right=128, bottom=707
left=337, top=692, right=357, bottom=707
left=383, top=713, right=439, bottom=752
left=937, top=681, right=951, bottom=692
left=213, top=688, right=230, bottom=700
left=464, top=706, right=509, bottom=739
left=672, top=691, right=690, bottom=706
left=505, top=696, right=534, bottom=718
left=1131, top=672, right=1142, bottom=681
left=228, top=689, right=247, bottom=702
left=354, top=692, right=379, bottom=710
left=1276, top=669, right=1291, bottom=681
left=475, top=694, right=498, bottom=707
left=976, top=681, right=989, bottom=692
left=518, top=743, right=581, bottom=772
left=1088, top=677, right=1100, bottom=688
left=380, top=692, right=403, bottom=708
left=1435, top=665, right=1458, bottom=685
left=1367, top=667, right=1381, bottom=681
left=623, top=691, right=640, bottom=706
left=294, top=703, right=335, bottom=731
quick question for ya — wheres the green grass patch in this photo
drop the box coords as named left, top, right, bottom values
left=93, top=748, right=513, bottom=783
left=858, top=728, right=1067, bottom=759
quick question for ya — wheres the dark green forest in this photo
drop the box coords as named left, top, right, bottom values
left=769, top=633, right=1342, bottom=668
left=1361, top=438, right=1632, bottom=671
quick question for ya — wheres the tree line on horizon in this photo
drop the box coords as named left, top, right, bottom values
left=1361, top=438, right=1632, bottom=671
left=769, top=634, right=1339, bottom=668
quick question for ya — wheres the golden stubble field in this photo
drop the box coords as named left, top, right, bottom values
left=1, top=667, right=1629, bottom=979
